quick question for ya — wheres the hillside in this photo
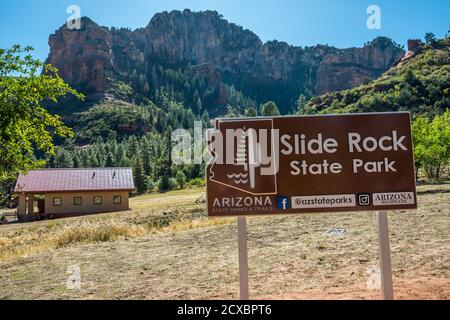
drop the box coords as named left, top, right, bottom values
left=45, top=9, right=404, bottom=116
left=308, top=37, right=450, bottom=117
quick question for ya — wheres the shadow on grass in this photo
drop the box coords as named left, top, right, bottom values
left=417, top=179, right=450, bottom=186
left=417, top=188, right=450, bottom=196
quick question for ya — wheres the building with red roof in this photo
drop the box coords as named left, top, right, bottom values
left=14, top=168, right=135, bottom=218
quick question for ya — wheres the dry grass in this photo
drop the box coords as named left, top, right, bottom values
left=0, top=184, right=448, bottom=300
left=0, top=187, right=229, bottom=262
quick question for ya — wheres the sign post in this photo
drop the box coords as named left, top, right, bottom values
left=237, top=217, right=249, bottom=300
left=206, top=112, right=417, bottom=300
left=376, top=211, right=394, bottom=300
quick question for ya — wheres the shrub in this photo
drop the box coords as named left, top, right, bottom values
left=189, top=178, right=206, bottom=187
left=147, top=179, right=156, bottom=192
left=158, top=176, right=171, bottom=192
left=175, top=170, right=187, bottom=189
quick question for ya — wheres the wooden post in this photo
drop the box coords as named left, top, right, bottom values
left=27, top=194, right=34, bottom=215
left=237, top=216, right=249, bottom=300
left=18, top=194, right=26, bottom=216
left=376, top=211, right=394, bottom=300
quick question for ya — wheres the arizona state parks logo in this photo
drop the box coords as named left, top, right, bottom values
left=207, top=119, right=278, bottom=196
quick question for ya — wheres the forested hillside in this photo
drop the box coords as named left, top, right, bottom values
left=307, top=36, right=450, bottom=117
left=48, top=90, right=207, bottom=195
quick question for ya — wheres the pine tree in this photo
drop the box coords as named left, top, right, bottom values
left=128, top=136, right=139, bottom=158
left=88, top=152, right=99, bottom=167
left=105, top=153, right=115, bottom=167
left=141, top=137, right=153, bottom=176
left=80, top=151, right=89, bottom=168
left=96, top=151, right=104, bottom=168
left=261, top=101, right=280, bottom=117
left=202, top=110, right=210, bottom=127
left=196, top=96, right=202, bottom=115
left=297, top=95, right=306, bottom=114
left=162, top=126, right=173, bottom=176
left=133, top=156, right=147, bottom=194
left=158, top=175, right=171, bottom=192
left=245, top=107, right=258, bottom=117
left=115, top=144, right=128, bottom=167
left=57, top=150, right=73, bottom=168
left=72, top=152, right=81, bottom=168
left=47, top=154, right=56, bottom=168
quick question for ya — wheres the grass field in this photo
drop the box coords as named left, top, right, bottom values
left=0, top=184, right=449, bottom=300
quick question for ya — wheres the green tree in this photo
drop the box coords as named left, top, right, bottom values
left=105, top=152, right=115, bottom=167
left=133, top=156, right=147, bottom=194
left=128, top=136, right=139, bottom=158
left=158, top=175, right=171, bottom=192
left=260, top=101, right=280, bottom=117
left=413, top=111, right=450, bottom=180
left=0, top=45, right=83, bottom=181
left=412, top=116, right=429, bottom=180
left=202, top=110, right=210, bottom=128
left=115, top=144, right=130, bottom=167
left=404, top=69, right=418, bottom=86
left=56, top=149, right=73, bottom=168
left=72, top=152, right=81, bottom=168
left=141, top=137, right=153, bottom=176
left=244, top=107, right=258, bottom=117
left=425, top=32, right=436, bottom=45
left=0, top=178, right=15, bottom=207
left=196, top=96, right=202, bottom=115
left=429, top=111, right=450, bottom=178
left=297, top=94, right=315, bottom=115
left=225, top=105, right=240, bottom=118
left=88, top=152, right=100, bottom=167
left=161, top=126, right=173, bottom=176
left=175, top=170, right=187, bottom=189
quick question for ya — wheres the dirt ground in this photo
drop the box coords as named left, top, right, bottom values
left=0, top=184, right=448, bottom=300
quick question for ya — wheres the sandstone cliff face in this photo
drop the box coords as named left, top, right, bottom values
left=315, top=37, right=405, bottom=93
left=394, top=39, right=425, bottom=68
left=46, top=10, right=405, bottom=113
left=46, top=18, right=114, bottom=100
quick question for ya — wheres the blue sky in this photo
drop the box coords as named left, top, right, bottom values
left=1, top=0, right=449, bottom=62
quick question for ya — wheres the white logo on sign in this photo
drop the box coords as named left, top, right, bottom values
left=208, top=119, right=278, bottom=196
left=373, top=192, right=415, bottom=206
left=226, top=127, right=264, bottom=189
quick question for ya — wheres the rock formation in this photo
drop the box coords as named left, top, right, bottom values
left=46, top=10, right=405, bottom=114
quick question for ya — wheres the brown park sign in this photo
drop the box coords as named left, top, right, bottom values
left=206, top=112, right=417, bottom=216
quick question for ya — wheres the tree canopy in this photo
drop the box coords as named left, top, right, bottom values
left=413, top=111, right=450, bottom=179
left=0, top=45, right=83, bottom=181
left=260, top=101, right=280, bottom=117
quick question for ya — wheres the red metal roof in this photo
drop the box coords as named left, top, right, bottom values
left=14, top=168, right=135, bottom=193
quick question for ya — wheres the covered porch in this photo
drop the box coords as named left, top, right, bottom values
left=16, top=193, right=45, bottom=216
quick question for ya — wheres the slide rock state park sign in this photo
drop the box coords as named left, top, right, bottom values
left=206, top=112, right=417, bottom=216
